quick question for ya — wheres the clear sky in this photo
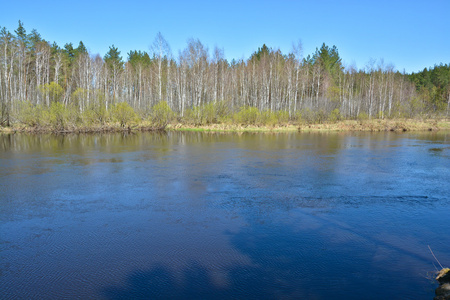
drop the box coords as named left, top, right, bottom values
left=1, top=0, right=449, bottom=73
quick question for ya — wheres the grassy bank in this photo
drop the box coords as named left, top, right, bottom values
left=0, top=123, right=165, bottom=134
left=169, top=119, right=450, bottom=133
left=3, top=118, right=449, bottom=134
left=298, top=119, right=450, bottom=132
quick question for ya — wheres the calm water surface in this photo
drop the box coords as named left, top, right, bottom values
left=1, top=131, right=449, bottom=299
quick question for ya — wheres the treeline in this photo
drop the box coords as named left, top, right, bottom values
left=409, top=64, right=450, bottom=113
left=1, top=21, right=449, bottom=129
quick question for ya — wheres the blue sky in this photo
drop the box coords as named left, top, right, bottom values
left=1, top=0, right=449, bottom=73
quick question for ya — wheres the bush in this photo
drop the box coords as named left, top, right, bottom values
left=299, top=108, right=315, bottom=124
left=45, top=102, right=74, bottom=130
left=329, top=108, right=341, bottom=123
left=315, top=110, right=327, bottom=124
left=91, top=98, right=109, bottom=125
left=16, top=101, right=78, bottom=130
left=183, top=106, right=202, bottom=125
left=234, top=106, right=259, bottom=125
left=357, top=112, right=369, bottom=122
left=201, top=102, right=216, bottom=124
left=47, top=102, right=65, bottom=130
left=297, top=108, right=328, bottom=124
left=80, top=106, right=107, bottom=127
left=293, top=110, right=303, bottom=124
left=260, top=110, right=278, bottom=126
left=215, top=101, right=230, bottom=122
left=16, top=101, right=44, bottom=127
left=182, top=102, right=231, bottom=125
left=111, top=102, right=138, bottom=127
left=151, top=101, right=174, bottom=127
left=277, top=110, right=289, bottom=124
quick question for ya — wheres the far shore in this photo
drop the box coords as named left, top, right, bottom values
left=170, top=119, right=450, bottom=133
left=1, top=119, right=450, bottom=134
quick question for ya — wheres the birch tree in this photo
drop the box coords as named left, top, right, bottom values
left=151, top=32, right=171, bottom=103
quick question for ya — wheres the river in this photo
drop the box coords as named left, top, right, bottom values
left=1, top=131, right=449, bottom=299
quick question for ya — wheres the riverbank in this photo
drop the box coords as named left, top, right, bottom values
left=1, top=119, right=449, bottom=134
left=170, top=119, right=450, bottom=132
left=0, top=123, right=165, bottom=134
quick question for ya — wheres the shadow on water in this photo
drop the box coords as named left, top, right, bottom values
left=102, top=221, right=434, bottom=300
left=102, top=264, right=298, bottom=300
left=102, top=263, right=258, bottom=300
left=101, top=227, right=319, bottom=299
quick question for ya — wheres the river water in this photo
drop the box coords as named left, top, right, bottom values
left=1, top=131, right=449, bottom=299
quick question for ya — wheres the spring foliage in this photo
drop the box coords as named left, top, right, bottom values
left=1, top=21, right=449, bottom=130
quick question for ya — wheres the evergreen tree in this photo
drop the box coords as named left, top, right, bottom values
left=409, top=64, right=450, bottom=112
left=64, top=43, right=76, bottom=62
left=76, top=41, right=87, bottom=56
left=250, top=44, right=271, bottom=61
left=128, top=50, right=151, bottom=67
left=313, top=43, right=343, bottom=78
left=104, top=44, right=123, bottom=70
left=104, top=45, right=123, bottom=104
left=27, top=29, right=42, bottom=51
left=15, top=20, right=27, bottom=44
left=51, top=41, right=60, bottom=53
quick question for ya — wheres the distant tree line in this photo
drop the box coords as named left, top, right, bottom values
left=1, top=21, right=449, bottom=128
left=409, top=64, right=450, bottom=114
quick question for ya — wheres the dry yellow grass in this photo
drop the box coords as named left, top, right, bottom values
left=1, top=118, right=449, bottom=134
left=172, top=119, right=450, bottom=133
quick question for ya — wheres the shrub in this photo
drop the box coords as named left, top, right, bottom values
left=234, top=106, right=259, bottom=125
left=357, top=112, right=369, bottom=121
left=16, top=101, right=44, bottom=127
left=80, top=106, right=106, bottom=127
left=329, top=108, right=341, bottom=123
left=151, top=101, right=174, bottom=127
left=260, top=110, right=278, bottom=126
left=277, top=110, right=290, bottom=124
left=201, top=102, right=216, bottom=124
left=315, top=110, right=327, bottom=124
left=299, top=108, right=315, bottom=124
left=215, top=101, right=230, bottom=122
left=293, top=110, right=303, bottom=124
left=183, top=106, right=202, bottom=125
left=182, top=102, right=231, bottom=125
left=111, top=102, right=138, bottom=127
left=46, top=102, right=71, bottom=130
left=91, top=100, right=109, bottom=125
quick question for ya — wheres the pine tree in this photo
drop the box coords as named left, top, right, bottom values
left=104, top=45, right=123, bottom=105
left=76, top=41, right=87, bottom=56
left=104, top=44, right=123, bottom=70
left=15, top=20, right=27, bottom=44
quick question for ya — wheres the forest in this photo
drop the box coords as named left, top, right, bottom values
left=1, top=21, right=449, bottom=131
